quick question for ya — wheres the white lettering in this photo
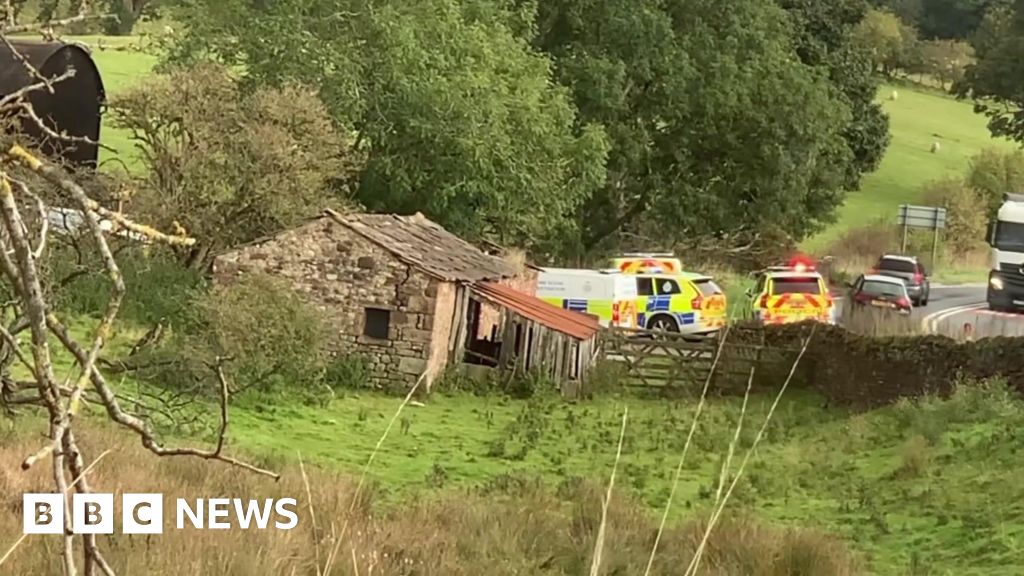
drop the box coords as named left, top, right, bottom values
left=274, top=498, right=299, bottom=530
left=207, top=498, right=231, bottom=529
left=176, top=499, right=204, bottom=529
left=233, top=499, right=274, bottom=529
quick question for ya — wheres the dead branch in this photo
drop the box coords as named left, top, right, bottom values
left=0, top=33, right=56, bottom=94
left=46, top=313, right=278, bottom=479
left=0, top=132, right=272, bottom=576
left=1, top=12, right=114, bottom=35
left=0, top=68, right=75, bottom=110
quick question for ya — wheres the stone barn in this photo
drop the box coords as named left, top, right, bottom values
left=213, top=209, right=562, bottom=391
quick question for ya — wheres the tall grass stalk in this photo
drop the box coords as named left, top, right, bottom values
left=714, top=367, right=754, bottom=505
left=589, top=406, right=628, bottom=576
left=644, top=318, right=737, bottom=576
left=684, top=327, right=816, bottom=576
left=327, top=370, right=428, bottom=575
left=298, top=453, right=324, bottom=576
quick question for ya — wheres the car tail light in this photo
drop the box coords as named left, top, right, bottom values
left=759, top=294, right=769, bottom=308
left=913, top=272, right=923, bottom=283
left=691, top=295, right=704, bottom=309
left=897, top=296, right=911, bottom=308
left=612, top=301, right=620, bottom=325
left=868, top=268, right=878, bottom=274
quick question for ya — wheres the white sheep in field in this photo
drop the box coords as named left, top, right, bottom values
left=931, top=141, right=941, bottom=153
left=890, top=90, right=899, bottom=101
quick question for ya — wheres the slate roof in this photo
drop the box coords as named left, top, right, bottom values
left=324, top=209, right=518, bottom=282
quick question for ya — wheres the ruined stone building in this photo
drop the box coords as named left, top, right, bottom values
left=213, top=210, right=598, bottom=391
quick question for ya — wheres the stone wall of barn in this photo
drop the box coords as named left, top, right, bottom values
left=212, top=218, right=450, bottom=391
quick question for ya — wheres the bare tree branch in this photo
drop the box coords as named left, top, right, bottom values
left=1, top=12, right=114, bottom=35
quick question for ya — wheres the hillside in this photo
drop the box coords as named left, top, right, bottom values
left=805, top=83, right=1016, bottom=253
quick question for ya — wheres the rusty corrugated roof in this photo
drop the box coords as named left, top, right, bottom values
left=473, top=281, right=601, bottom=341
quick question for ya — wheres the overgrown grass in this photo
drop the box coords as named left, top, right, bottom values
left=216, top=380, right=1024, bottom=575
left=805, top=83, right=1016, bottom=253
left=0, top=418, right=861, bottom=575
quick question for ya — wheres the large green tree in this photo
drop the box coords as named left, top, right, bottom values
left=164, top=0, right=608, bottom=258
left=776, top=0, right=891, bottom=191
left=956, top=0, right=1024, bottom=143
left=531, top=0, right=858, bottom=253
left=872, top=0, right=1010, bottom=39
left=111, top=63, right=359, bottom=268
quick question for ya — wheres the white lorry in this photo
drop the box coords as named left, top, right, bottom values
left=985, top=193, right=1024, bottom=311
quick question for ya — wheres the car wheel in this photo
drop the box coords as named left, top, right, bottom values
left=648, top=314, right=680, bottom=333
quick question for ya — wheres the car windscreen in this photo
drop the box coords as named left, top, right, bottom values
left=877, top=258, right=916, bottom=273
left=694, top=279, right=722, bottom=296
left=860, top=280, right=905, bottom=298
left=771, top=278, right=822, bottom=295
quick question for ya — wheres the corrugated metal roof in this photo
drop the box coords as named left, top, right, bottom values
left=325, top=209, right=518, bottom=282
left=473, top=281, right=601, bottom=341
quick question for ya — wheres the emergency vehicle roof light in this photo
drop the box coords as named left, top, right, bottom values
left=786, top=254, right=816, bottom=272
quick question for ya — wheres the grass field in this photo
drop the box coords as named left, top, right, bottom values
left=804, top=84, right=1017, bottom=253
left=214, top=382, right=1024, bottom=575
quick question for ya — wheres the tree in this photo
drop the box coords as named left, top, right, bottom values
left=104, top=0, right=160, bottom=35
left=871, top=0, right=926, bottom=24
left=965, top=147, right=1024, bottom=216
left=854, top=8, right=918, bottom=75
left=525, top=0, right=859, bottom=255
left=916, top=0, right=1010, bottom=39
left=776, top=0, right=892, bottom=190
left=111, top=63, right=360, bottom=268
left=163, top=0, right=609, bottom=260
left=956, top=0, right=1024, bottom=142
left=918, top=38, right=974, bottom=87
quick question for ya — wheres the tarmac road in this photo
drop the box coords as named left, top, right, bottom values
left=831, top=283, right=1024, bottom=338
left=915, top=284, right=1024, bottom=338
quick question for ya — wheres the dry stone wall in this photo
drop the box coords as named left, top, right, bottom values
left=213, top=218, right=449, bottom=390
left=717, top=322, right=1024, bottom=409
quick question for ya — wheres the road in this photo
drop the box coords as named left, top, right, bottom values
left=833, top=283, right=1024, bottom=338
left=916, top=283, right=1024, bottom=338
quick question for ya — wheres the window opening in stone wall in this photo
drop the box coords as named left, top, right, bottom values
left=364, top=307, right=390, bottom=339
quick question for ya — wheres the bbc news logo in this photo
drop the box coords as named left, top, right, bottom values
left=23, top=494, right=299, bottom=534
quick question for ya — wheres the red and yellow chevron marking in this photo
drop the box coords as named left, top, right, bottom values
left=616, top=258, right=680, bottom=274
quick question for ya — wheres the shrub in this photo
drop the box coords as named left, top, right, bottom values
left=965, top=148, right=1024, bottom=218
left=323, top=354, right=373, bottom=391
left=822, top=220, right=896, bottom=265
left=50, top=246, right=205, bottom=327
left=899, top=435, right=931, bottom=478
left=147, top=274, right=329, bottom=395
left=920, top=177, right=987, bottom=257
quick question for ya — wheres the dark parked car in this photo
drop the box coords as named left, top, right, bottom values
left=871, top=254, right=930, bottom=306
left=849, top=274, right=913, bottom=315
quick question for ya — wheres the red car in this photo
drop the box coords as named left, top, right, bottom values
left=849, top=274, right=913, bottom=314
